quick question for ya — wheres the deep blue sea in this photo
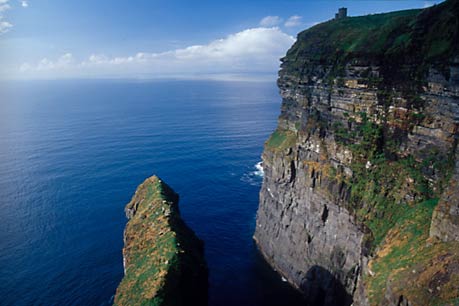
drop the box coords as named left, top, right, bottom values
left=0, top=80, right=305, bottom=306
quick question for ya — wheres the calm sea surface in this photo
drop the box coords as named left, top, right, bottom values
left=0, top=80, right=305, bottom=306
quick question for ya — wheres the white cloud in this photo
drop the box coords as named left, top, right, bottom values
left=35, top=53, right=74, bottom=70
left=285, top=15, right=303, bottom=28
left=259, top=16, right=282, bottom=27
left=16, top=27, right=295, bottom=79
left=0, top=0, right=28, bottom=35
left=423, top=1, right=434, bottom=8
left=0, top=0, right=11, bottom=35
left=0, top=3, right=10, bottom=12
left=0, top=17, right=11, bottom=34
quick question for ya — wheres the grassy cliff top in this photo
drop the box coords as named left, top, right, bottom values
left=284, top=0, right=458, bottom=66
left=114, top=176, right=207, bottom=306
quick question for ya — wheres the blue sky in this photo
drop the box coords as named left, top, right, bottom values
left=0, top=0, right=443, bottom=80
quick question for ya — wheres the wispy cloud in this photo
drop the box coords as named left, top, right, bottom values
left=0, top=18, right=12, bottom=34
left=423, top=1, right=434, bottom=8
left=259, top=16, right=282, bottom=27
left=0, top=0, right=11, bottom=34
left=17, top=27, right=295, bottom=79
left=0, top=3, right=10, bottom=12
left=284, top=15, right=303, bottom=28
left=20, top=53, right=75, bottom=71
left=0, top=0, right=28, bottom=35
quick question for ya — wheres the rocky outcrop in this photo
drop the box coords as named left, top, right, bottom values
left=254, top=1, right=459, bottom=305
left=430, top=150, right=459, bottom=242
left=114, top=176, right=207, bottom=306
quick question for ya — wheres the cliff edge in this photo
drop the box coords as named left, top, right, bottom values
left=254, top=1, right=459, bottom=305
left=114, top=176, right=207, bottom=306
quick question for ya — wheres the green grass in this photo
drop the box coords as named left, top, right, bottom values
left=116, top=177, right=181, bottom=305
left=115, top=176, right=207, bottom=306
left=285, top=9, right=421, bottom=62
left=366, top=199, right=438, bottom=304
left=265, top=129, right=297, bottom=151
left=266, top=130, right=287, bottom=147
left=331, top=113, right=456, bottom=304
left=350, top=157, right=424, bottom=246
left=364, top=199, right=459, bottom=306
left=283, top=0, right=458, bottom=81
left=327, top=110, right=454, bottom=247
left=427, top=39, right=451, bottom=58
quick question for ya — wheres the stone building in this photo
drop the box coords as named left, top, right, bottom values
left=335, top=7, right=348, bottom=20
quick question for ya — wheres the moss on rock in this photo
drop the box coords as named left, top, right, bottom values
left=114, top=176, right=207, bottom=306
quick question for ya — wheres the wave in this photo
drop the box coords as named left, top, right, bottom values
left=254, top=161, right=264, bottom=177
left=241, top=161, right=264, bottom=186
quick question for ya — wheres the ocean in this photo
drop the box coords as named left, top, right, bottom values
left=0, top=80, right=305, bottom=306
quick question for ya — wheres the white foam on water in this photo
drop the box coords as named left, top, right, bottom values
left=241, top=161, right=264, bottom=186
left=254, top=161, right=264, bottom=177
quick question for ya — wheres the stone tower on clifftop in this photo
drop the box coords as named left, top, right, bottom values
left=335, top=7, right=348, bottom=19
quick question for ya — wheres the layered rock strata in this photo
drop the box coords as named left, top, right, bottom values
left=254, top=1, right=459, bottom=305
left=115, top=176, right=207, bottom=306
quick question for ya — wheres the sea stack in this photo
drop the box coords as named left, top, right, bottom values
left=254, top=1, right=459, bottom=305
left=115, top=176, right=208, bottom=306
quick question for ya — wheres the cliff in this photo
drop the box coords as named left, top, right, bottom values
left=114, top=176, right=207, bottom=306
left=254, top=1, right=459, bottom=305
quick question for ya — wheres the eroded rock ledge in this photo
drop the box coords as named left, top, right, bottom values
left=115, top=176, right=207, bottom=306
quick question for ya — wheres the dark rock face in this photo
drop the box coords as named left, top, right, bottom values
left=115, top=176, right=207, bottom=306
left=254, top=1, right=459, bottom=305
left=254, top=144, right=366, bottom=305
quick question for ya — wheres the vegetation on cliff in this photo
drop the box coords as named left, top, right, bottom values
left=262, top=0, right=459, bottom=304
left=285, top=0, right=458, bottom=75
left=367, top=198, right=459, bottom=305
left=266, top=129, right=297, bottom=151
left=333, top=112, right=454, bottom=246
left=114, top=176, right=207, bottom=306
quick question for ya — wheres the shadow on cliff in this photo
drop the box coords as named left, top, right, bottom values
left=254, top=243, right=352, bottom=306
left=300, top=265, right=352, bottom=306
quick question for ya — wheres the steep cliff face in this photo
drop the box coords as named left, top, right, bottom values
left=254, top=1, right=459, bottom=305
left=115, top=176, right=207, bottom=306
left=430, top=149, right=459, bottom=242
